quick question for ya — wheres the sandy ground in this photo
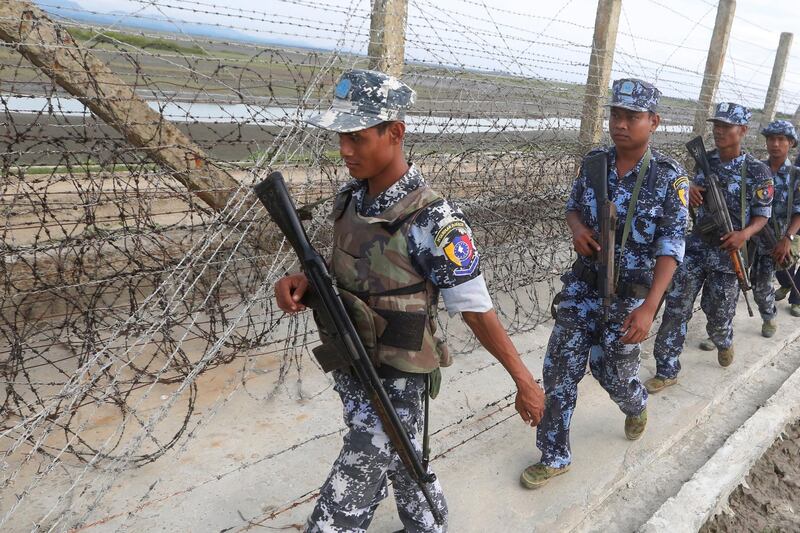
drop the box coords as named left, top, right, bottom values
left=700, top=417, right=800, bottom=533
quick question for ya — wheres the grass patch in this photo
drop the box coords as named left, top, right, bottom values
left=240, top=149, right=341, bottom=168
left=68, top=27, right=208, bottom=57
left=9, top=163, right=158, bottom=176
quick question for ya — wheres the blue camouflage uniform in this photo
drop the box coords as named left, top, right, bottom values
left=536, top=79, right=689, bottom=468
left=652, top=103, right=773, bottom=380
left=752, top=121, right=800, bottom=318
left=304, top=70, right=494, bottom=533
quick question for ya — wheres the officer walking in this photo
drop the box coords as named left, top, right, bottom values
left=753, top=120, right=800, bottom=320
left=520, top=79, right=688, bottom=488
left=647, top=103, right=773, bottom=393
left=274, top=69, right=545, bottom=532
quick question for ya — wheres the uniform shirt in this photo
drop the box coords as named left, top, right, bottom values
left=688, top=150, right=773, bottom=270
left=566, top=145, right=689, bottom=289
left=348, top=164, right=493, bottom=316
left=760, top=157, right=800, bottom=236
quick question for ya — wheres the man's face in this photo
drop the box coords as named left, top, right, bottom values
left=765, top=134, right=792, bottom=161
left=609, top=107, right=657, bottom=150
left=712, top=121, right=747, bottom=151
left=338, top=124, right=396, bottom=180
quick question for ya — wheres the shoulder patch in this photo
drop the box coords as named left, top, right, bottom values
left=442, top=231, right=479, bottom=276
left=755, top=180, right=774, bottom=202
left=673, top=176, right=690, bottom=207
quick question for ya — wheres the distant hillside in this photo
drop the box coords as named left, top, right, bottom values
left=35, top=0, right=322, bottom=50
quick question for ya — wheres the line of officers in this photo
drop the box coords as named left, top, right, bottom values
left=273, top=70, right=800, bottom=532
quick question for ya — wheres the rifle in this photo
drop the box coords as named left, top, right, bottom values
left=685, top=136, right=754, bottom=317
left=586, top=152, right=617, bottom=321
left=253, top=171, right=443, bottom=525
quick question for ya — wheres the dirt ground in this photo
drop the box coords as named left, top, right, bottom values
left=701, top=417, right=800, bottom=533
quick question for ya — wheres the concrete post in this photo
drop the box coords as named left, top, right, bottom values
left=762, top=32, right=794, bottom=123
left=794, top=104, right=800, bottom=124
left=367, top=0, right=408, bottom=78
left=0, top=0, right=240, bottom=211
left=693, top=0, right=736, bottom=135
left=578, top=0, right=622, bottom=151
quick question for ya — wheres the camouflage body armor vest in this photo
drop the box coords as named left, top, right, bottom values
left=329, top=182, right=453, bottom=374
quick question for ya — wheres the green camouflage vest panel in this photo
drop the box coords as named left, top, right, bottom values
left=330, top=183, right=452, bottom=373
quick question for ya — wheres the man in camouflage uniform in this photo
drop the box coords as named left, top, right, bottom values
left=520, top=79, right=689, bottom=488
left=274, top=69, right=545, bottom=532
left=647, top=103, right=773, bottom=393
left=751, top=120, right=800, bottom=322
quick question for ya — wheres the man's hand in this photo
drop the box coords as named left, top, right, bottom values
left=572, top=223, right=601, bottom=257
left=621, top=302, right=657, bottom=344
left=720, top=230, right=748, bottom=252
left=514, top=378, right=545, bottom=427
left=275, top=273, right=309, bottom=313
left=773, top=237, right=792, bottom=266
left=689, top=184, right=705, bottom=208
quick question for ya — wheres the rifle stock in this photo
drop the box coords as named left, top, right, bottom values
left=686, top=136, right=754, bottom=317
left=253, top=175, right=314, bottom=262
left=253, top=172, right=443, bottom=525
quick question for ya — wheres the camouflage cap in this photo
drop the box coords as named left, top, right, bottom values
left=707, top=102, right=751, bottom=125
left=761, top=119, right=797, bottom=144
left=606, top=78, right=661, bottom=113
left=306, top=69, right=416, bottom=133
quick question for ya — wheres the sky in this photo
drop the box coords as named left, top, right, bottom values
left=56, top=0, right=800, bottom=113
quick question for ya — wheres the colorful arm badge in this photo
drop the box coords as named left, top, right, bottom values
left=442, top=231, right=479, bottom=277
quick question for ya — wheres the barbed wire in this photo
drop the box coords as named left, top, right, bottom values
left=1, top=0, right=798, bottom=530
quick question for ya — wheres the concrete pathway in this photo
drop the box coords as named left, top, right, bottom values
left=12, top=296, right=800, bottom=532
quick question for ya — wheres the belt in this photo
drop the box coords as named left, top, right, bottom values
left=572, top=260, right=650, bottom=299
left=375, top=364, right=427, bottom=380
left=339, top=361, right=427, bottom=380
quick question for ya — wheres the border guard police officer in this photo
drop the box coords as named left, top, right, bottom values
left=648, top=103, right=773, bottom=393
left=753, top=120, right=800, bottom=322
left=274, top=69, right=545, bottom=532
left=521, top=78, right=689, bottom=488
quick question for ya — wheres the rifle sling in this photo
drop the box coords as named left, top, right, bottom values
left=615, top=147, right=652, bottom=285
left=791, top=167, right=798, bottom=230
left=740, top=161, right=748, bottom=267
